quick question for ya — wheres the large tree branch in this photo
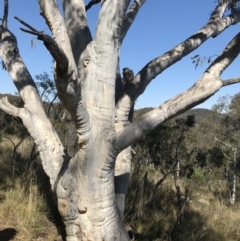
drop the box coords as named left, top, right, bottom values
left=95, top=0, right=131, bottom=65
left=79, top=0, right=131, bottom=129
left=115, top=0, right=240, bottom=122
left=0, top=24, right=69, bottom=188
left=121, top=0, right=146, bottom=42
left=15, top=16, right=68, bottom=72
left=115, top=32, right=240, bottom=151
left=206, top=32, right=240, bottom=76
left=85, top=0, right=100, bottom=11
left=0, top=1, right=72, bottom=189
left=95, top=0, right=131, bottom=62
left=38, top=0, right=91, bottom=144
left=38, top=0, right=73, bottom=64
left=116, top=0, right=146, bottom=102
left=1, top=0, right=8, bottom=28
left=0, top=27, right=41, bottom=111
left=61, top=0, right=92, bottom=66
left=0, top=97, right=71, bottom=190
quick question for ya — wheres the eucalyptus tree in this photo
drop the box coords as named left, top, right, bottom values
left=1, top=0, right=240, bottom=240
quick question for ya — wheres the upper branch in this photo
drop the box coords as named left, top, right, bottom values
left=81, top=0, right=131, bottom=124
left=38, top=0, right=91, bottom=144
left=95, top=0, right=131, bottom=49
left=115, top=32, right=240, bottom=151
left=38, top=0, right=73, bottom=67
left=15, top=16, right=68, bottom=72
left=85, top=0, right=100, bottom=11
left=206, top=32, right=240, bottom=76
left=115, top=0, right=240, bottom=121
left=206, top=31, right=240, bottom=85
left=1, top=0, right=8, bottom=28
left=0, top=25, right=68, bottom=187
left=121, top=0, right=146, bottom=42
left=0, top=26, right=41, bottom=109
left=223, top=77, right=240, bottom=86
left=61, top=0, right=92, bottom=66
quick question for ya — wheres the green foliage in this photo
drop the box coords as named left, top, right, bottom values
left=191, top=169, right=205, bottom=182
left=125, top=92, right=240, bottom=240
left=31, top=38, right=37, bottom=49
left=35, top=72, right=56, bottom=100
left=191, top=54, right=216, bottom=69
left=125, top=160, right=240, bottom=241
left=133, top=115, right=196, bottom=177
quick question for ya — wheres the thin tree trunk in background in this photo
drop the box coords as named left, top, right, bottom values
left=230, top=148, right=237, bottom=205
left=176, top=161, right=180, bottom=179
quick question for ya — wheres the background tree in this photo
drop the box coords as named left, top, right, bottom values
left=1, top=0, right=240, bottom=240
left=125, top=114, right=196, bottom=237
left=210, top=94, right=240, bottom=204
left=186, top=93, right=240, bottom=204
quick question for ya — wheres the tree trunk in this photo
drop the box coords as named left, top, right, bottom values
left=230, top=149, right=237, bottom=205
left=1, top=1, right=240, bottom=240
left=176, top=161, right=180, bottom=179
left=114, top=146, right=132, bottom=220
left=55, top=139, right=129, bottom=241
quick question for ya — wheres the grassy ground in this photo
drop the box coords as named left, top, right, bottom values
left=125, top=166, right=240, bottom=241
left=0, top=136, right=59, bottom=241
left=1, top=137, right=240, bottom=241
left=0, top=180, right=58, bottom=241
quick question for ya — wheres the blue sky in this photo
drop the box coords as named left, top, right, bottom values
left=1, top=0, right=239, bottom=110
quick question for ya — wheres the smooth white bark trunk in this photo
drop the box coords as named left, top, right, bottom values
left=1, top=1, right=240, bottom=240
left=55, top=140, right=129, bottom=241
left=230, top=149, right=237, bottom=205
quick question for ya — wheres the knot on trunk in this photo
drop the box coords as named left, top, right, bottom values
left=77, top=200, right=87, bottom=214
left=107, top=131, right=117, bottom=143
left=83, top=55, right=90, bottom=68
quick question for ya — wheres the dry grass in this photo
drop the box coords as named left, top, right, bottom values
left=0, top=137, right=59, bottom=241
left=1, top=136, right=240, bottom=241
left=0, top=180, right=57, bottom=241
left=125, top=167, right=240, bottom=241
